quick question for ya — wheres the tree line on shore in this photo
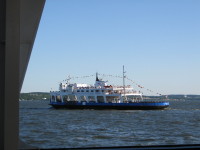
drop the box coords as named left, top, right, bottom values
left=20, top=92, right=50, bottom=100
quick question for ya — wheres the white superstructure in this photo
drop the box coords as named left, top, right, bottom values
left=50, top=73, right=143, bottom=104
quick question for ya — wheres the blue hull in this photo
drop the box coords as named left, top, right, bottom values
left=49, top=101, right=169, bottom=110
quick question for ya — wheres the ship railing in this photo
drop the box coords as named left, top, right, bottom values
left=103, top=91, right=141, bottom=95
left=112, top=85, right=132, bottom=88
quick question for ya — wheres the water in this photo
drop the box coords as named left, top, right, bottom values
left=19, top=99, right=200, bottom=148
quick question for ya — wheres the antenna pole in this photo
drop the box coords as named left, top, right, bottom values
left=123, top=65, right=126, bottom=102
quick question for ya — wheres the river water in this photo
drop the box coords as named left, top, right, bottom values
left=19, top=99, right=200, bottom=148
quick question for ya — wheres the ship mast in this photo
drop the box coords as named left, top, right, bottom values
left=123, top=65, right=126, bottom=101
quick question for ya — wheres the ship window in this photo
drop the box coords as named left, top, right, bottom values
left=96, top=90, right=99, bottom=92
left=81, top=90, right=84, bottom=92
left=102, top=90, right=104, bottom=92
left=63, top=95, right=69, bottom=102
left=56, top=95, right=61, bottom=102
left=97, top=96, right=104, bottom=103
left=91, top=90, right=94, bottom=92
left=51, top=95, right=55, bottom=102
left=86, top=90, right=89, bottom=92
left=77, top=90, right=80, bottom=92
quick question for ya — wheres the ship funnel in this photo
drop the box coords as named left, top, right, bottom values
left=96, top=72, right=99, bottom=81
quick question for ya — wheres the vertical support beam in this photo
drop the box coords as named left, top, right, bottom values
left=0, top=0, right=6, bottom=149
left=95, top=96, right=98, bottom=103
left=5, top=0, right=20, bottom=149
left=0, top=0, right=46, bottom=149
left=76, top=95, right=79, bottom=102
left=86, top=96, right=89, bottom=103
left=103, top=96, right=106, bottom=103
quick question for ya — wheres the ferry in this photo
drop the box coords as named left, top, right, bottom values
left=49, top=68, right=169, bottom=110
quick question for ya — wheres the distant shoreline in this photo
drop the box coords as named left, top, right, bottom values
left=20, top=92, right=50, bottom=100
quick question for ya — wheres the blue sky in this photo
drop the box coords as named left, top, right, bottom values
left=21, top=0, right=200, bottom=95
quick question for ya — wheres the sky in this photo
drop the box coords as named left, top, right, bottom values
left=21, top=0, right=200, bottom=95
